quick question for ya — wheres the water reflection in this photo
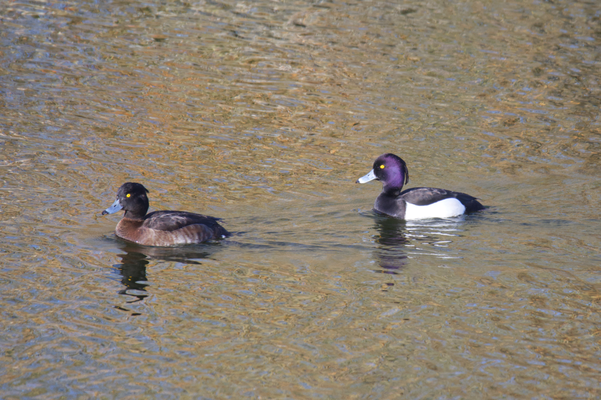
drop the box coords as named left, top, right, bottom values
left=115, top=250, right=150, bottom=304
left=372, top=215, right=409, bottom=274
left=2, top=0, right=601, bottom=396
left=372, top=214, right=470, bottom=273
left=112, top=241, right=215, bottom=303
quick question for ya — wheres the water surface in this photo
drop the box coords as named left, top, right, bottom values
left=1, top=0, right=600, bottom=398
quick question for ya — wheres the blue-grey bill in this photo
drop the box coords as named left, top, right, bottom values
left=102, top=199, right=123, bottom=215
left=356, top=169, right=377, bottom=184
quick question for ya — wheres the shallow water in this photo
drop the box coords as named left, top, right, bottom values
left=1, top=0, right=600, bottom=398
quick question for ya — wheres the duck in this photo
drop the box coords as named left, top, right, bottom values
left=356, top=153, right=484, bottom=220
left=102, top=182, right=229, bottom=246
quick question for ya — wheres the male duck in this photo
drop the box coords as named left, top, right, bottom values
left=102, top=182, right=229, bottom=246
left=356, top=153, right=484, bottom=220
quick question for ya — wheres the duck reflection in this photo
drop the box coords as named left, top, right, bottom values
left=116, top=249, right=150, bottom=303
left=372, top=215, right=409, bottom=273
left=372, top=215, right=468, bottom=274
left=113, top=241, right=214, bottom=303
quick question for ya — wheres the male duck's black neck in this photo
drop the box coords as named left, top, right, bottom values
left=382, top=184, right=402, bottom=197
left=375, top=190, right=405, bottom=217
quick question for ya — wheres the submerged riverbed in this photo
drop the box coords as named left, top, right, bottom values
left=1, top=0, right=600, bottom=398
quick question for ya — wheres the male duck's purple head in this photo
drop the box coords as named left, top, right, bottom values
left=356, top=153, right=410, bottom=193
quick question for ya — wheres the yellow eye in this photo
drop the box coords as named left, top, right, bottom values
left=126, top=193, right=131, bottom=198
left=380, top=164, right=385, bottom=169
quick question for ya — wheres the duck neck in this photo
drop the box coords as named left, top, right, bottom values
left=124, top=208, right=147, bottom=220
left=382, top=183, right=403, bottom=196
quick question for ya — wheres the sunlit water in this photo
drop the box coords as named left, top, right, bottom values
left=1, top=0, right=600, bottom=398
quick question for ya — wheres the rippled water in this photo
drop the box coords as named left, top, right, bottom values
left=1, top=0, right=600, bottom=398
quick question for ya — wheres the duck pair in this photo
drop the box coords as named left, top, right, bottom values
left=102, top=153, right=484, bottom=247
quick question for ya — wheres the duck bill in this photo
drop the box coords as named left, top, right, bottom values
left=356, top=169, right=377, bottom=184
left=102, top=199, right=123, bottom=215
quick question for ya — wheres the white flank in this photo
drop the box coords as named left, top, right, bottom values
left=405, top=198, right=466, bottom=220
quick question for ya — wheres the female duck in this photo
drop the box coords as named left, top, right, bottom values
left=102, top=182, right=229, bottom=246
left=356, top=153, right=484, bottom=220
